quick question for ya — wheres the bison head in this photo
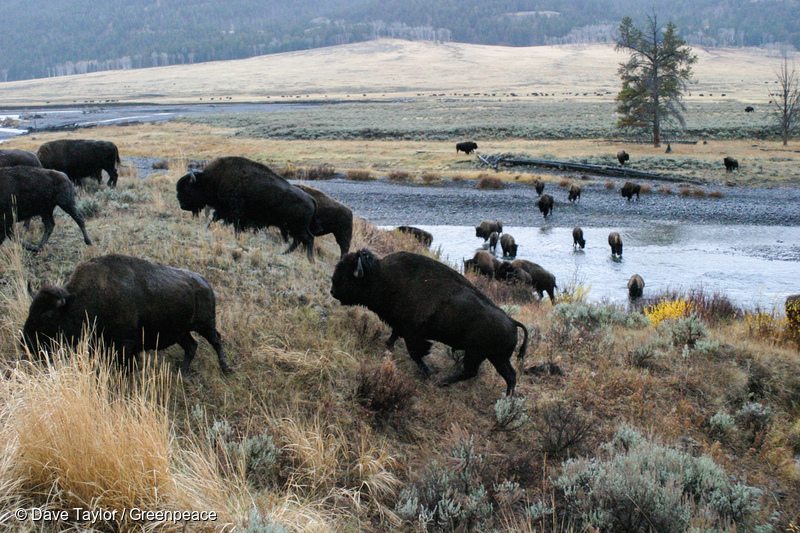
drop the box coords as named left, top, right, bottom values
left=176, top=170, right=207, bottom=215
left=21, top=284, right=74, bottom=356
left=331, top=249, right=379, bottom=305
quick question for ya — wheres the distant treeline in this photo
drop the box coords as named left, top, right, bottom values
left=1, top=0, right=798, bottom=82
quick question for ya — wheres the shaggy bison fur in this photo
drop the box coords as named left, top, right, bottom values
left=608, top=231, right=623, bottom=257
left=497, top=259, right=557, bottom=302
left=396, top=225, right=433, bottom=248
left=628, top=274, right=645, bottom=299
left=724, top=156, right=739, bottom=172
left=617, top=150, right=630, bottom=166
left=176, top=156, right=319, bottom=262
left=475, top=220, right=503, bottom=240
left=279, top=185, right=353, bottom=257
left=456, top=141, right=478, bottom=154
left=464, top=250, right=503, bottom=278
left=330, top=249, right=529, bottom=395
left=488, top=231, right=499, bottom=253
left=0, top=149, right=42, bottom=168
left=37, top=139, right=120, bottom=187
left=538, top=194, right=554, bottom=218
left=500, top=233, right=518, bottom=257
left=534, top=180, right=545, bottom=196
left=621, top=181, right=641, bottom=201
left=23, top=254, right=230, bottom=374
left=0, top=166, right=92, bottom=251
left=568, top=184, right=581, bottom=203
left=572, top=227, right=585, bottom=249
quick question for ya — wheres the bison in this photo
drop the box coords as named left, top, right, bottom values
left=37, top=139, right=120, bottom=187
left=608, top=231, right=623, bottom=257
left=723, top=156, right=739, bottom=172
left=176, top=156, right=319, bottom=262
left=488, top=231, right=499, bottom=253
left=537, top=194, right=554, bottom=218
left=1, top=166, right=92, bottom=251
left=744, top=106, right=755, bottom=113
left=617, top=150, right=630, bottom=166
left=475, top=220, right=503, bottom=240
left=568, top=184, right=581, bottom=203
left=497, top=259, right=557, bottom=302
left=22, top=254, right=231, bottom=374
left=456, top=141, right=478, bottom=155
left=500, top=234, right=518, bottom=257
left=534, top=180, right=545, bottom=196
left=331, top=249, right=529, bottom=395
left=279, top=185, right=353, bottom=257
left=396, top=226, right=433, bottom=248
left=628, top=274, right=645, bottom=300
left=621, top=181, right=641, bottom=201
left=0, top=149, right=42, bottom=168
left=572, top=227, right=585, bottom=249
left=464, top=250, right=503, bottom=278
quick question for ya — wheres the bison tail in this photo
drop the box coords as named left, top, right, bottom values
left=114, top=145, right=121, bottom=165
left=513, top=320, right=529, bottom=362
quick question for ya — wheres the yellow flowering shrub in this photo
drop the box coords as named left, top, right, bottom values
left=644, top=299, right=691, bottom=328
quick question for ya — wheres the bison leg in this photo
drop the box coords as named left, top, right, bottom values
left=27, top=212, right=56, bottom=251
left=404, top=337, right=433, bottom=377
left=440, top=350, right=482, bottom=387
left=177, top=333, right=199, bottom=373
left=106, top=167, right=118, bottom=188
left=279, top=227, right=290, bottom=243
left=488, top=356, right=517, bottom=396
left=198, top=326, right=232, bottom=374
left=59, top=203, right=92, bottom=246
left=385, top=330, right=399, bottom=349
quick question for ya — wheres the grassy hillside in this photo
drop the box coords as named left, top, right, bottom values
left=0, top=142, right=798, bottom=530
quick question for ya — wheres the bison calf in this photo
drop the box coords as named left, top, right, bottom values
left=280, top=185, right=353, bottom=257
left=500, top=233, right=518, bottom=257
left=456, top=141, right=478, bottom=155
left=537, top=194, right=554, bottom=218
left=37, top=139, right=120, bottom=187
left=723, top=156, right=739, bottom=172
left=0, top=149, right=42, bottom=168
left=621, top=181, right=641, bottom=201
left=572, top=227, right=585, bottom=249
left=628, top=274, right=645, bottom=300
left=1, top=166, right=92, bottom=251
left=176, top=156, right=319, bottom=262
left=331, top=249, right=529, bottom=396
left=488, top=231, right=499, bottom=253
left=608, top=231, right=623, bottom=257
left=396, top=226, right=433, bottom=248
left=617, top=150, right=630, bottom=166
left=23, top=254, right=231, bottom=374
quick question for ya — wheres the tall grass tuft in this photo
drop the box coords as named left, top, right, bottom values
left=476, top=175, right=505, bottom=190
left=0, top=240, right=30, bottom=355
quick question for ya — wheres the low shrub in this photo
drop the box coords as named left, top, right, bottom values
left=494, top=395, right=529, bottom=431
left=558, top=178, right=571, bottom=188
left=346, top=169, right=375, bottom=181
left=639, top=183, right=652, bottom=194
left=355, top=358, right=415, bottom=415
left=553, top=302, right=649, bottom=331
left=708, top=411, right=736, bottom=440
left=77, top=197, right=102, bottom=219
left=663, top=314, right=708, bottom=348
left=533, top=399, right=594, bottom=459
left=604, top=180, right=615, bottom=189
left=644, top=298, right=691, bottom=328
left=303, top=163, right=336, bottom=180
left=658, top=185, right=673, bottom=194
left=387, top=170, right=411, bottom=182
left=475, top=175, right=504, bottom=190
left=151, top=159, right=169, bottom=170
left=745, top=311, right=788, bottom=343
left=420, top=172, right=440, bottom=184
left=708, top=190, right=725, bottom=198
left=735, top=402, right=772, bottom=442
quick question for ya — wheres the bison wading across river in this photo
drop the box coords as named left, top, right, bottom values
left=37, top=139, right=121, bottom=187
left=176, top=156, right=320, bottom=262
left=22, top=254, right=231, bottom=374
left=331, top=249, right=529, bottom=396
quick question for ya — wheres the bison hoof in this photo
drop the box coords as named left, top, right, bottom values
left=220, top=365, right=234, bottom=375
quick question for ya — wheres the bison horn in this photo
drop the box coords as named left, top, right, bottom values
left=354, top=256, right=364, bottom=279
left=188, top=170, right=197, bottom=183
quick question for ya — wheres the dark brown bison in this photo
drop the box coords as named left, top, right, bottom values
left=572, top=227, right=585, bottom=249
left=22, top=254, right=231, bottom=374
left=608, top=231, right=623, bottom=257
left=500, top=234, right=518, bottom=257
left=456, top=141, right=478, bottom=154
left=534, top=180, right=545, bottom=196
left=0, top=149, right=42, bottom=168
left=537, top=194, right=554, bottom=218
left=331, top=249, right=529, bottom=395
left=568, top=184, right=581, bottom=203
left=1, top=166, right=92, bottom=251
left=744, top=106, right=755, bottom=112
left=279, top=185, right=353, bottom=257
left=723, top=156, right=739, bottom=172
left=475, top=220, right=503, bottom=240
left=628, top=274, right=645, bottom=299
left=621, top=181, right=641, bottom=201
left=396, top=226, right=433, bottom=248
left=497, top=259, right=557, bottom=302
left=37, top=139, right=120, bottom=187
left=488, top=231, right=499, bottom=253
left=176, top=156, right=319, bottom=262
left=464, top=250, right=503, bottom=278
left=617, top=150, right=630, bottom=166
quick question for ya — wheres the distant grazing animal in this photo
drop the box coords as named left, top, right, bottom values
left=0, top=149, right=42, bottom=168
left=396, top=226, right=433, bottom=248
left=176, top=156, right=320, bottom=262
left=534, top=180, right=545, bottom=196
left=621, top=181, right=641, bottom=201
left=1, top=166, right=92, bottom=251
left=617, top=150, right=630, bottom=166
left=475, top=220, right=503, bottom=240
left=537, top=194, right=554, bottom=218
left=456, top=141, right=478, bottom=155
left=568, top=184, right=581, bottom=203
left=608, top=231, right=623, bottom=257
left=464, top=250, right=502, bottom=278
left=497, top=259, right=557, bottom=302
left=488, top=231, right=499, bottom=253
left=572, top=227, right=585, bottom=249
left=278, top=185, right=352, bottom=257
left=628, top=274, right=645, bottom=299
left=665, top=143, right=672, bottom=154
left=723, top=156, right=739, bottom=172
left=37, top=139, right=120, bottom=187
left=744, top=106, right=755, bottom=112
left=22, top=254, right=231, bottom=374
left=330, top=249, right=529, bottom=395
left=500, top=234, right=518, bottom=257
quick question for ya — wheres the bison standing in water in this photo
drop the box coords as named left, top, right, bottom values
left=22, top=254, right=231, bottom=374
left=37, top=139, right=121, bottom=187
left=1, top=166, right=92, bottom=251
left=617, top=150, right=630, bottom=166
left=456, top=141, right=478, bottom=155
left=621, top=181, right=641, bottom=201
left=488, top=231, right=499, bottom=253
left=538, top=194, right=554, bottom=218
left=0, top=149, right=42, bottom=168
left=500, top=234, right=518, bottom=257
left=331, top=249, right=529, bottom=396
left=608, top=231, right=623, bottom=257
left=628, top=274, right=645, bottom=299
left=396, top=226, right=433, bottom=248
left=724, top=156, right=739, bottom=172
left=176, top=156, right=320, bottom=262
left=572, top=227, right=585, bottom=249
left=475, top=220, right=503, bottom=240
